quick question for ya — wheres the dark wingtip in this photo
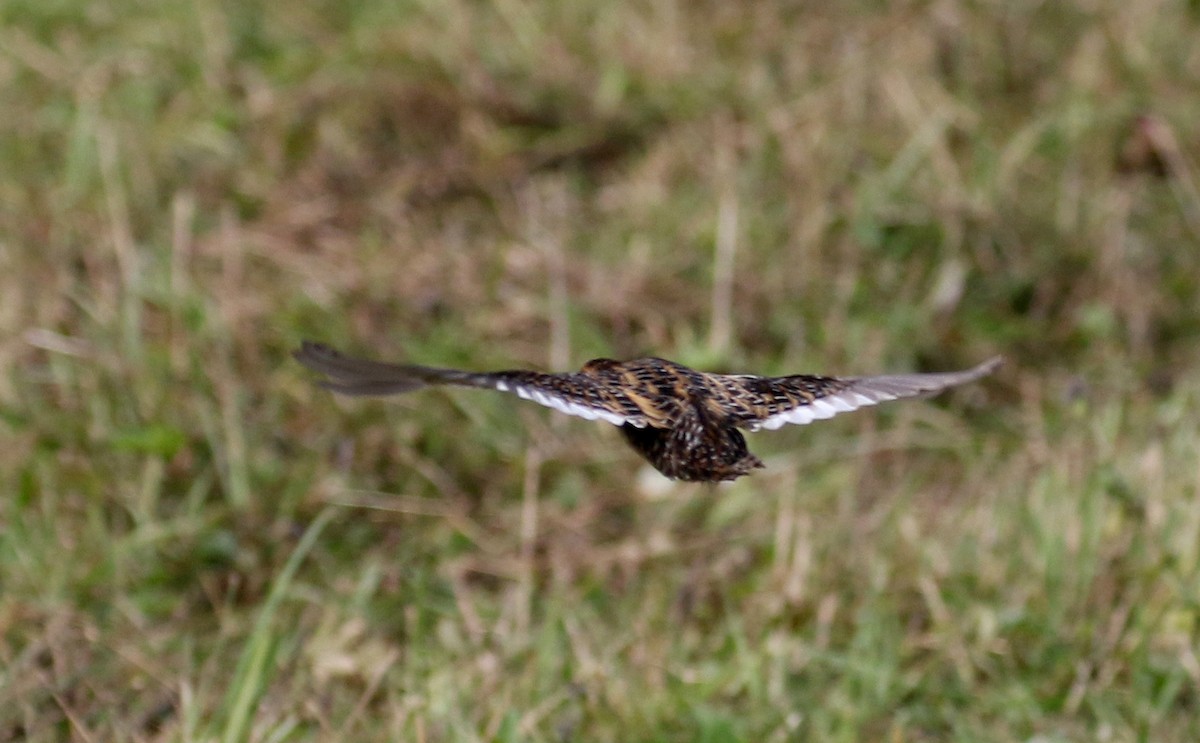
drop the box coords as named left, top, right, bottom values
left=295, top=339, right=328, bottom=355
left=293, top=340, right=339, bottom=370
left=293, top=340, right=429, bottom=396
left=293, top=341, right=312, bottom=366
left=293, top=340, right=315, bottom=360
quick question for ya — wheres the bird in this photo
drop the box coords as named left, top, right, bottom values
left=294, top=341, right=1001, bottom=483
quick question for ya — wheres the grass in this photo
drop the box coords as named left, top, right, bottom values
left=2, top=0, right=1200, bottom=740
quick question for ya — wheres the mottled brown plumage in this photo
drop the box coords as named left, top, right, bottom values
left=294, top=341, right=1001, bottom=482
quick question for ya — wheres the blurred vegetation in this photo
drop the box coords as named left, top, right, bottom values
left=2, top=0, right=1200, bottom=740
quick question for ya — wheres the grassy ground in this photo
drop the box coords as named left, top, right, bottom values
left=3, top=0, right=1200, bottom=740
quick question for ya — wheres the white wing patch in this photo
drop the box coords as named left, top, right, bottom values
left=752, top=388, right=896, bottom=431
left=748, top=357, right=1001, bottom=432
left=496, top=379, right=630, bottom=426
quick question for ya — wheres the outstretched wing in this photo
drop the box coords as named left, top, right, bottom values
left=714, top=356, right=1002, bottom=432
left=293, top=341, right=644, bottom=427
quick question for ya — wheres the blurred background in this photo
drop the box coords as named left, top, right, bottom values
left=3, top=1, right=1200, bottom=740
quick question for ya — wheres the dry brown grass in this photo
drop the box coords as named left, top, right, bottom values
left=3, top=1, right=1200, bottom=740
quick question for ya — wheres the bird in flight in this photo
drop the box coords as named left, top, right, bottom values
left=294, top=341, right=1001, bottom=483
